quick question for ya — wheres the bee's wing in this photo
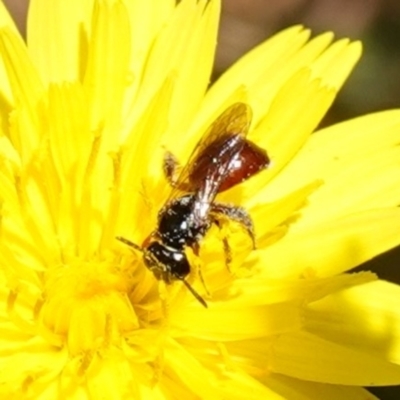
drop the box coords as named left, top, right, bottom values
left=166, top=103, right=252, bottom=224
left=189, top=104, right=252, bottom=188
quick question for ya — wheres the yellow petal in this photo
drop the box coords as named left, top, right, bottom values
left=162, top=338, right=217, bottom=399
left=129, top=0, right=219, bottom=137
left=27, top=0, right=93, bottom=83
left=124, top=0, right=175, bottom=83
left=229, top=271, right=375, bottom=307
left=205, top=26, right=312, bottom=115
left=85, top=349, right=140, bottom=399
left=167, top=0, right=220, bottom=135
left=83, top=0, right=131, bottom=147
left=0, top=336, right=67, bottom=397
left=249, top=181, right=322, bottom=241
left=218, top=39, right=361, bottom=199
left=0, top=27, right=44, bottom=161
left=117, top=76, right=174, bottom=240
left=263, top=110, right=400, bottom=228
left=0, top=2, right=20, bottom=32
left=306, top=280, right=400, bottom=366
left=268, top=331, right=400, bottom=385
left=245, top=70, right=335, bottom=196
left=0, top=2, right=20, bottom=103
left=257, top=208, right=400, bottom=278
left=205, top=27, right=360, bottom=126
left=219, top=370, right=286, bottom=400
left=261, top=373, right=378, bottom=400
left=3, top=0, right=400, bottom=396
left=171, top=302, right=302, bottom=341
left=47, top=83, right=91, bottom=182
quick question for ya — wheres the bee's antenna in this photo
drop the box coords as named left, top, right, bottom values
left=116, top=236, right=143, bottom=252
left=117, top=236, right=207, bottom=308
left=181, top=279, right=208, bottom=308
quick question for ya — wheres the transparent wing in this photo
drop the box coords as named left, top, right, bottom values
left=165, top=103, right=252, bottom=224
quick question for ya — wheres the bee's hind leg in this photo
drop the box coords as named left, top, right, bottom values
left=210, top=202, right=256, bottom=272
left=191, top=242, right=211, bottom=298
left=162, top=151, right=180, bottom=187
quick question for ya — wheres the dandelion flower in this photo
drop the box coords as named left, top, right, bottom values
left=1, top=0, right=400, bottom=399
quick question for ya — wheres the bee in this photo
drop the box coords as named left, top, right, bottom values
left=117, top=103, right=270, bottom=307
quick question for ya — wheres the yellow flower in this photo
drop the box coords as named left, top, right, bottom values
left=1, top=0, right=400, bottom=399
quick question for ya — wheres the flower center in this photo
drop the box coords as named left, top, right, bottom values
left=37, top=252, right=161, bottom=355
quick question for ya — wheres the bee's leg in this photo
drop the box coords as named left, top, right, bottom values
left=157, top=279, right=170, bottom=324
left=163, top=151, right=192, bottom=191
left=210, top=217, right=233, bottom=272
left=162, top=151, right=180, bottom=187
left=150, top=284, right=168, bottom=386
left=210, top=202, right=256, bottom=250
left=151, top=347, right=165, bottom=387
left=192, top=242, right=210, bottom=297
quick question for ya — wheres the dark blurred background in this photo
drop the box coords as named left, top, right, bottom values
left=4, top=0, right=400, bottom=398
left=215, top=0, right=400, bottom=123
